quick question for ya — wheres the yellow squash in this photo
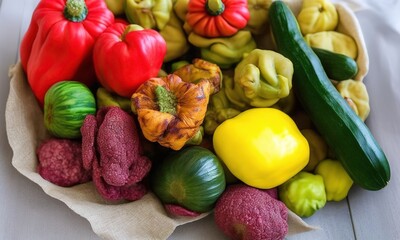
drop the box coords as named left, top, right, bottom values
left=297, top=0, right=338, bottom=35
left=213, top=108, right=309, bottom=189
left=315, top=159, right=353, bottom=201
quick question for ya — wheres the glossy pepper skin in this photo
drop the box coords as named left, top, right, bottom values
left=93, top=23, right=166, bottom=98
left=20, top=0, right=114, bottom=107
left=315, top=159, right=353, bottom=201
left=278, top=171, right=326, bottom=217
left=213, top=108, right=309, bottom=189
left=186, top=0, right=250, bottom=38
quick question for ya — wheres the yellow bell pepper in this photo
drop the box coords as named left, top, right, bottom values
left=315, top=159, right=353, bottom=201
left=213, top=108, right=309, bottom=189
left=297, top=0, right=338, bottom=35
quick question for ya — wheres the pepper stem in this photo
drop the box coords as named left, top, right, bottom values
left=64, top=0, right=88, bottom=22
left=155, top=85, right=177, bottom=115
left=206, top=0, right=225, bottom=16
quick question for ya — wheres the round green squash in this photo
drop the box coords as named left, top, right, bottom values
left=151, top=146, right=226, bottom=213
left=44, top=81, right=96, bottom=139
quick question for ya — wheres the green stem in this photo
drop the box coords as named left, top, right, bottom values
left=206, top=0, right=225, bottom=16
left=64, top=0, right=88, bottom=22
left=155, top=85, right=177, bottom=115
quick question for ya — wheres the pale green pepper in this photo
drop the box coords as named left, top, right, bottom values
left=188, top=30, right=256, bottom=69
left=203, top=76, right=242, bottom=135
left=173, top=0, right=188, bottom=22
left=104, top=0, right=126, bottom=16
left=279, top=171, right=326, bottom=217
left=315, top=159, right=353, bottom=201
left=125, top=0, right=172, bottom=30
left=96, top=88, right=131, bottom=112
left=225, top=49, right=293, bottom=109
left=246, top=0, right=270, bottom=35
left=159, top=10, right=190, bottom=62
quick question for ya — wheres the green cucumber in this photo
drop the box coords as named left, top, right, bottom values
left=269, top=1, right=390, bottom=190
left=312, top=47, right=358, bottom=80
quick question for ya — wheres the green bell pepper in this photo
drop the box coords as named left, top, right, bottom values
left=188, top=30, right=256, bottom=69
left=315, top=159, right=354, bottom=201
left=279, top=171, right=326, bottom=217
left=125, top=0, right=172, bottom=30
left=225, top=49, right=293, bottom=109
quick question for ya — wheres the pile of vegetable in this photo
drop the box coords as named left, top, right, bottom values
left=20, top=0, right=391, bottom=239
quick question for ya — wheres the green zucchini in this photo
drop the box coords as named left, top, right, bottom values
left=312, top=47, right=358, bottom=80
left=269, top=1, right=390, bottom=190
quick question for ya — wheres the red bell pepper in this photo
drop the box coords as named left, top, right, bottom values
left=20, top=0, right=114, bottom=107
left=93, top=22, right=167, bottom=98
left=186, top=0, right=250, bottom=38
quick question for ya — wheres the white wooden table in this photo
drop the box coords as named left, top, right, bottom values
left=1, top=0, right=399, bottom=239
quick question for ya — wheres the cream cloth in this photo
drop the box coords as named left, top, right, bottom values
left=5, top=0, right=369, bottom=238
